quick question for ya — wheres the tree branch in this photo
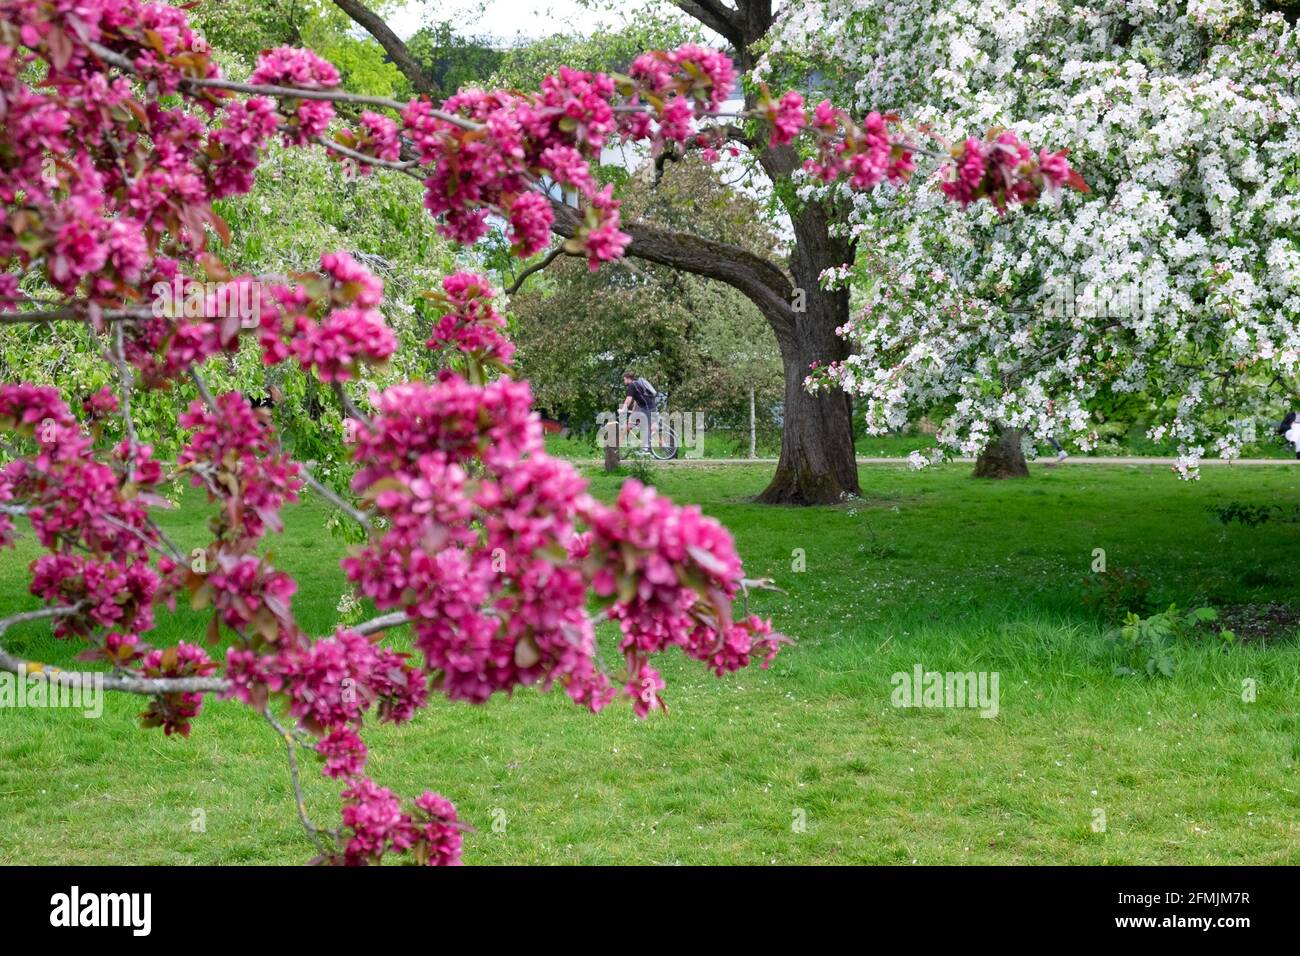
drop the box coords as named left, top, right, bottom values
left=301, top=464, right=372, bottom=532
left=330, top=0, right=439, bottom=96
left=0, top=605, right=232, bottom=694
left=263, top=708, right=329, bottom=853
left=549, top=201, right=796, bottom=335
left=505, top=245, right=576, bottom=295
left=672, top=1, right=745, bottom=48
left=331, top=381, right=373, bottom=430
left=352, top=610, right=411, bottom=636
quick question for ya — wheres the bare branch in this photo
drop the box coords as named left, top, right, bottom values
left=352, top=610, right=411, bottom=636
left=314, top=134, right=420, bottom=171
left=263, top=709, right=329, bottom=854
left=0, top=306, right=154, bottom=325
left=301, top=464, right=372, bottom=532
left=0, top=606, right=232, bottom=694
left=548, top=200, right=796, bottom=335
left=112, top=322, right=139, bottom=458
left=190, top=367, right=218, bottom=412
left=505, top=245, right=577, bottom=295
left=331, top=381, right=373, bottom=430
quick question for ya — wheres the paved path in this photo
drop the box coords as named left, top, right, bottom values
left=592, top=456, right=1299, bottom=466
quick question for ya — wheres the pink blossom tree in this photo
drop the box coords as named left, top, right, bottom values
left=0, top=0, right=1081, bottom=863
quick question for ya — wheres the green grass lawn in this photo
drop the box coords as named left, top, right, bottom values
left=544, top=429, right=1297, bottom=460
left=3, top=462, right=1300, bottom=864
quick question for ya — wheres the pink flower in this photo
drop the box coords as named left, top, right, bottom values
left=139, top=642, right=217, bottom=737
left=178, top=392, right=303, bottom=542
left=318, top=727, right=368, bottom=779
left=426, top=271, right=516, bottom=366
left=939, top=137, right=987, bottom=208
left=250, top=46, right=341, bottom=88
left=765, top=90, right=806, bottom=146
left=293, top=306, right=396, bottom=381
left=506, top=191, right=553, bottom=258
left=48, top=221, right=107, bottom=291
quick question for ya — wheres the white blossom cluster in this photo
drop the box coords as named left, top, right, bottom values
left=771, top=0, right=1300, bottom=476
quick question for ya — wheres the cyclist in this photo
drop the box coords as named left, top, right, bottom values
left=621, top=371, right=657, bottom=452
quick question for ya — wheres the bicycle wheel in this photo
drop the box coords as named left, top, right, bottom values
left=650, top=425, right=678, bottom=460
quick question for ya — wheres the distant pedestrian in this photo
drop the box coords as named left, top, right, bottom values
left=1041, top=400, right=1069, bottom=466
left=1042, top=435, right=1069, bottom=465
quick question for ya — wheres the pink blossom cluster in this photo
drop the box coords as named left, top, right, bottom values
left=761, top=89, right=808, bottom=147
left=939, top=131, right=1085, bottom=210
left=210, top=97, right=280, bottom=197
left=338, top=375, right=616, bottom=711
left=29, top=553, right=158, bottom=640
left=82, top=387, right=119, bottom=420
left=803, top=103, right=916, bottom=191
left=223, top=621, right=425, bottom=750
left=426, top=271, right=516, bottom=368
left=177, top=391, right=303, bottom=542
left=204, top=553, right=297, bottom=638
left=333, top=778, right=463, bottom=866
left=249, top=47, right=342, bottom=146
left=291, top=305, right=397, bottom=381
left=335, top=111, right=402, bottom=176
left=259, top=252, right=396, bottom=381
left=0, top=386, right=165, bottom=570
left=396, top=62, right=642, bottom=265
left=628, top=45, right=737, bottom=113
left=0, top=17, right=227, bottom=389
left=317, top=726, right=368, bottom=779
left=622, top=45, right=737, bottom=148
left=139, top=642, right=218, bottom=738
left=578, top=480, right=786, bottom=713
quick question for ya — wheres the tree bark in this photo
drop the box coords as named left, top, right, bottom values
left=753, top=166, right=861, bottom=504
left=759, top=294, right=860, bottom=503
left=973, top=429, right=1029, bottom=479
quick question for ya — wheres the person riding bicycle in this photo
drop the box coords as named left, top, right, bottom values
left=621, top=371, right=657, bottom=451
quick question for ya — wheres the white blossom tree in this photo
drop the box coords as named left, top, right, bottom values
left=790, top=0, right=1300, bottom=477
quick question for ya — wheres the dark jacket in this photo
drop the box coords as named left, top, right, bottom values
left=626, top=377, right=656, bottom=411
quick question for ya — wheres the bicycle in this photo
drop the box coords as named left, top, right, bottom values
left=617, top=396, right=678, bottom=461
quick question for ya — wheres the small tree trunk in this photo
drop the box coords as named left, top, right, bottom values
left=601, top=419, right=620, bottom=473
left=748, top=385, right=756, bottom=459
left=973, top=429, right=1029, bottom=479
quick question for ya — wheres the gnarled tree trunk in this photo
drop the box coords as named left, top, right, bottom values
left=973, top=428, right=1029, bottom=479
left=756, top=216, right=860, bottom=504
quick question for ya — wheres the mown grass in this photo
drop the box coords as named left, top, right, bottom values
left=2, top=462, right=1300, bottom=864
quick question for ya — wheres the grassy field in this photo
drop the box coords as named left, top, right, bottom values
left=3, top=462, right=1300, bottom=865
left=543, top=428, right=1296, bottom=460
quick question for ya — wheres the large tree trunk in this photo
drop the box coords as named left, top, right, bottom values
left=973, top=428, right=1029, bottom=478
left=758, top=298, right=859, bottom=504
left=754, top=197, right=860, bottom=505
